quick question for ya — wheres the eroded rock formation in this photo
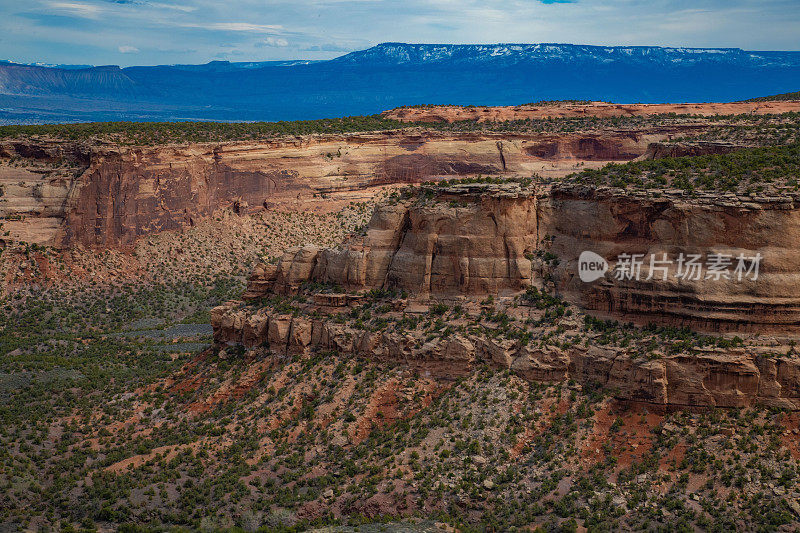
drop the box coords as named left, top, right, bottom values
left=635, top=141, right=741, bottom=160
left=213, top=181, right=800, bottom=409
left=0, top=129, right=683, bottom=248
left=240, top=182, right=800, bottom=330
left=212, top=293, right=800, bottom=410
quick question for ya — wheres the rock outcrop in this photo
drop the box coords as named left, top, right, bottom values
left=635, top=141, right=741, bottom=160
left=212, top=299, right=800, bottom=410
left=546, top=185, right=800, bottom=331
left=383, top=101, right=800, bottom=123
left=213, top=180, right=800, bottom=409
left=242, top=182, right=800, bottom=330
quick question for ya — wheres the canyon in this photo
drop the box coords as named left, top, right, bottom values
left=243, top=180, right=800, bottom=331
left=3, top=105, right=800, bottom=411
left=5, top=104, right=800, bottom=531
left=3, top=99, right=789, bottom=251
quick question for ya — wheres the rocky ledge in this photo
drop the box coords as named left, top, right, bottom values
left=212, top=181, right=800, bottom=409
left=212, top=287, right=800, bottom=409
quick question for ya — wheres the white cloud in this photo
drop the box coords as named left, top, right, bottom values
left=5, top=0, right=800, bottom=66
left=47, top=1, right=102, bottom=18
left=148, top=3, right=197, bottom=12
left=257, top=37, right=289, bottom=47
left=179, top=22, right=285, bottom=33
left=118, top=45, right=140, bottom=53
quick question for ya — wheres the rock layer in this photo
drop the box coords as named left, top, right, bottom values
left=213, top=181, right=800, bottom=408
left=249, top=182, right=800, bottom=331
left=0, top=130, right=674, bottom=248
left=383, top=100, right=800, bottom=123
left=211, top=302, right=800, bottom=410
left=546, top=185, right=800, bottom=331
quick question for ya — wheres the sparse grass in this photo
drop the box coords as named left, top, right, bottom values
left=0, top=115, right=412, bottom=145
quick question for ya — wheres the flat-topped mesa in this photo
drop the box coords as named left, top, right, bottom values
left=3, top=118, right=794, bottom=252
left=382, top=101, right=800, bottom=124
left=245, top=180, right=800, bottom=331
left=1, top=131, right=661, bottom=249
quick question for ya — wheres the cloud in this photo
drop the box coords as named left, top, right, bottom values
left=179, top=22, right=285, bottom=33
left=4, top=0, right=800, bottom=67
left=255, top=37, right=289, bottom=47
left=47, top=1, right=102, bottom=18
left=118, top=45, right=140, bottom=53
left=149, top=2, right=196, bottom=12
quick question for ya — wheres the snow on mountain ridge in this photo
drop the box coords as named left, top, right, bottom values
left=332, top=43, right=800, bottom=67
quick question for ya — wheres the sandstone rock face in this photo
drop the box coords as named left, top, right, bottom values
left=314, top=190, right=539, bottom=296
left=242, top=263, right=278, bottom=300
left=314, top=202, right=410, bottom=289
left=546, top=185, right=800, bottom=331
left=382, top=196, right=536, bottom=296
left=60, top=145, right=305, bottom=248
left=522, top=134, right=651, bottom=162
left=636, top=141, right=740, bottom=161
left=211, top=302, right=247, bottom=345
left=264, top=182, right=800, bottom=331
left=273, top=246, right=320, bottom=294
left=211, top=301, right=800, bottom=409
left=0, top=140, right=91, bottom=244
left=1, top=130, right=673, bottom=248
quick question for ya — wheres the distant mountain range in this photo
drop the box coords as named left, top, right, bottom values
left=1, top=43, right=799, bottom=124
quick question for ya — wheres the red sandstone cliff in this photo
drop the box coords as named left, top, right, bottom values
left=1, top=130, right=673, bottom=248
left=246, top=182, right=800, bottom=331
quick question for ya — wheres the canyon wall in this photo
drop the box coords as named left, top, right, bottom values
left=211, top=304, right=800, bottom=410
left=546, top=185, right=800, bottom=331
left=0, top=139, right=92, bottom=246
left=250, top=182, right=800, bottom=331
left=311, top=187, right=539, bottom=296
left=0, top=130, right=666, bottom=248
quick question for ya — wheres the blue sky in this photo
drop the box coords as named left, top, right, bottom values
left=1, top=0, right=799, bottom=66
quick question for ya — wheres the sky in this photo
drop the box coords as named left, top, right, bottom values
left=0, top=0, right=799, bottom=66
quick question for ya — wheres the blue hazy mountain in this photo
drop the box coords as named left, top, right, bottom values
left=1, top=43, right=799, bottom=124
